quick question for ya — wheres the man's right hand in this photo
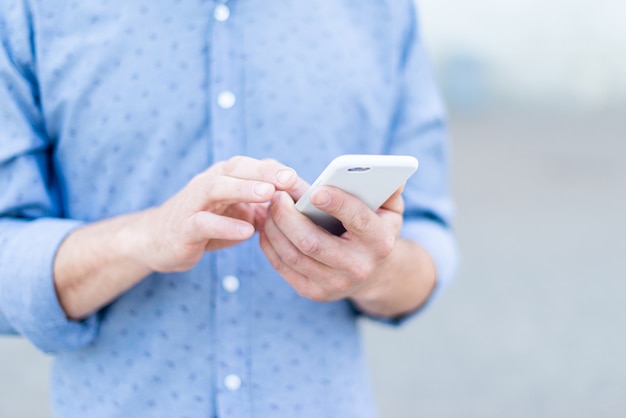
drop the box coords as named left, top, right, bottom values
left=53, top=156, right=303, bottom=320
left=135, top=156, right=301, bottom=273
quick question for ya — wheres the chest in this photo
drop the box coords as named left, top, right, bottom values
left=30, top=1, right=402, bottom=216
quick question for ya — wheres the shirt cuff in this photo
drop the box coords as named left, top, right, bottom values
left=401, top=218, right=459, bottom=309
left=0, top=218, right=100, bottom=353
left=353, top=218, right=459, bottom=326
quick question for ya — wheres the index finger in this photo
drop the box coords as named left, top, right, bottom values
left=214, top=156, right=298, bottom=190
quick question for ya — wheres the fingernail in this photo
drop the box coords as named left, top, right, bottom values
left=238, top=223, right=254, bottom=237
left=254, top=182, right=272, bottom=196
left=276, top=169, right=294, bottom=185
left=311, top=189, right=331, bottom=207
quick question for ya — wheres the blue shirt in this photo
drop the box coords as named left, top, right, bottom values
left=0, top=1, right=458, bottom=417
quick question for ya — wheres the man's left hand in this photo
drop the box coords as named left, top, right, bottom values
left=259, top=184, right=404, bottom=303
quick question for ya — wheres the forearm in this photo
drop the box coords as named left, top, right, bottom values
left=53, top=211, right=154, bottom=320
left=53, top=159, right=301, bottom=321
left=349, top=238, right=436, bottom=319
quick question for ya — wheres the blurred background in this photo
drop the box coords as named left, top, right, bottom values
left=1, top=0, right=625, bottom=416
left=364, top=1, right=626, bottom=417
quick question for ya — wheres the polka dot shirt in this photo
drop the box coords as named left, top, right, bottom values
left=0, top=0, right=458, bottom=416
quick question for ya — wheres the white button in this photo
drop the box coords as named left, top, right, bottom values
left=214, top=4, right=230, bottom=22
left=222, top=275, right=240, bottom=293
left=217, top=91, right=236, bottom=109
left=224, top=374, right=242, bottom=391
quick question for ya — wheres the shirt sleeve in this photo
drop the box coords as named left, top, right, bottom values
left=0, top=303, right=17, bottom=335
left=354, top=1, right=459, bottom=326
left=0, top=1, right=100, bottom=352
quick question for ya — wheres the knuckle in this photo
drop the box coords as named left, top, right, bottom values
left=331, top=279, right=352, bottom=295
left=270, top=257, right=286, bottom=273
left=265, top=249, right=287, bottom=273
left=229, top=155, right=245, bottom=165
left=349, top=263, right=372, bottom=282
left=304, top=287, right=331, bottom=303
left=332, top=197, right=347, bottom=215
left=262, top=158, right=279, bottom=166
left=260, top=158, right=280, bottom=180
left=223, top=156, right=244, bottom=172
left=188, top=213, right=204, bottom=231
left=377, top=234, right=395, bottom=258
left=202, top=175, right=219, bottom=199
left=350, top=208, right=372, bottom=234
left=298, top=235, right=321, bottom=256
left=209, top=161, right=225, bottom=174
left=282, top=247, right=302, bottom=266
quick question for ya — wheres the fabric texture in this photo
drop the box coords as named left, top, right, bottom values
left=0, top=0, right=458, bottom=416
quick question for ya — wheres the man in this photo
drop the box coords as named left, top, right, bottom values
left=0, top=1, right=458, bottom=417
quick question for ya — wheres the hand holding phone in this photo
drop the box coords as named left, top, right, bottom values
left=295, top=154, right=418, bottom=235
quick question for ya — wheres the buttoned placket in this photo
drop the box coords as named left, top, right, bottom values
left=208, top=1, right=252, bottom=416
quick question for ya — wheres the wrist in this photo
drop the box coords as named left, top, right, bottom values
left=113, top=209, right=157, bottom=277
left=348, top=258, right=393, bottom=315
left=348, top=239, right=436, bottom=319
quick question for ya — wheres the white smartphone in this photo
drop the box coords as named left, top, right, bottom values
left=295, top=154, right=418, bottom=235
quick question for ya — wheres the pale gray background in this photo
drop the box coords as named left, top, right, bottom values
left=2, top=0, right=626, bottom=416
left=363, top=110, right=626, bottom=417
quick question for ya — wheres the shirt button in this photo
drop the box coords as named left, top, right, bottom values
left=222, top=275, right=240, bottom=293
left=214, top=4, right=230, bottom=22
left=224, top=374, right=242, bottom=391
left=217, top=91, right=236, bottom=109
